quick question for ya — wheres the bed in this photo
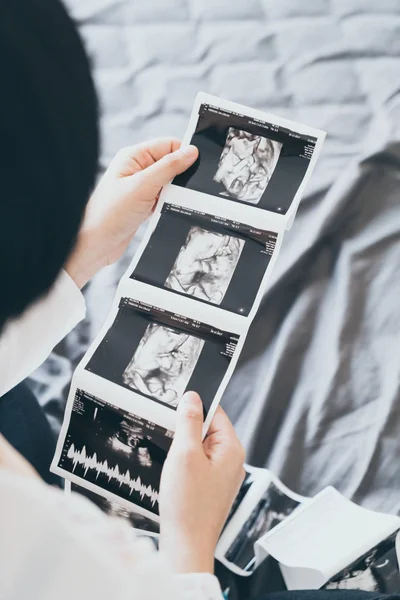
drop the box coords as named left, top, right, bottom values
left=30, top=0, right=400, bottom=594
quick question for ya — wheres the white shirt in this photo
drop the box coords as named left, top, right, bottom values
left=0, top=271, right=223, bottom=600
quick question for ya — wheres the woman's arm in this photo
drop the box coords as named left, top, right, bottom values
left=64, top=138, right=198, bottom=288
left=0, top=393, right=245, bottom=600
left=0, top=468, right=224, bottom=600
left=0, top=139, right=198, bottom=397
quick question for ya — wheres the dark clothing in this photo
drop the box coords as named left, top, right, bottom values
left=0, top=382, right=60, bottom=486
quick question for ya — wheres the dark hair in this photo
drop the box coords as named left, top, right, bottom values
left=0, top=0, right=99, bottom=330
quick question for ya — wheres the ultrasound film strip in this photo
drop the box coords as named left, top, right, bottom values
left=52, top=93, right=325, bottom=517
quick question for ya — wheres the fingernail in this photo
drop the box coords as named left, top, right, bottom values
left=182, top=391, right=201, bottom=406
left=181, top=145, right=198, bottom=160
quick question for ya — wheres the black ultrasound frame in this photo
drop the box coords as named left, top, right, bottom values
left=173, top=103, right=317, bottom=215
left=86, top=300, right=236, bottom=413
left=131, top=205, right=276, bottom=316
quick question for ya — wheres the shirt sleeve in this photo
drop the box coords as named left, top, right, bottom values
left=176, top=574, right=225, bottom=600
left=0, top=471, right=224, bottom=600
left=0, top=270, right=85, bottom=397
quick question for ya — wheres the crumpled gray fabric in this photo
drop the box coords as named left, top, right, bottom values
left=30, top=0, right=400, bottom=516
left=229, top=99, right=400, bottom=514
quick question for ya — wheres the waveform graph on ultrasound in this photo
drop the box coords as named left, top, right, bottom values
left=57, top=389, right=173, bottom=515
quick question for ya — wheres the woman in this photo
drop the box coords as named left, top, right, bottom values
left=0, top=1, right=244, bottom=598
left=0, top=2, right=398, bottom=600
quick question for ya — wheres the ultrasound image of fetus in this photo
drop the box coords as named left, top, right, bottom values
left=107, top=420, right=152, bottom=467
left=214, top=128, right=282, bottom=204
left=165, top=226, right=244, bottom=305
left=122, top=323, right=204, bottom=406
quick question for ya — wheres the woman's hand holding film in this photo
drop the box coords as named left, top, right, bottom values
left=159, top=392, right=245, bottom=574
left=65, top=138, right=198, bottom=288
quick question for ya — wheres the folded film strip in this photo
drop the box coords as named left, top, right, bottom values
left=215, top=465, right=307, bottom=577
left=52, top=93, right=325, bottom=521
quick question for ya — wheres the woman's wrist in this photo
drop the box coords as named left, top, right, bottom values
left=64, top=229, right=104, bottom=289
left=159, top=530, right=215, bottom=574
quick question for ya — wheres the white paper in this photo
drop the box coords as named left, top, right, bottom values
left=258, top=487, right=400, bottom=590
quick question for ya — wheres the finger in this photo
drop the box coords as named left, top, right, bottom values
left=172, top=391, right=204, bottom=451
left=134, top=137, right=182, bottom=162
left=203, top=407, right=244, bottom=461
left=109, top=138, right=183, bottom=175
left=206, top=406, right=236, bottom=439
left=134, top=145, right=198, bottom=190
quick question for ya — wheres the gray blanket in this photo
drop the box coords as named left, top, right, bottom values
left=32, top=0, right=400, bottom=519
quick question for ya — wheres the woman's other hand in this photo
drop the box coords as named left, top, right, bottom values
left=65, top=138, right=198, bottom=288
left=159, top=392, right=245, bottom=574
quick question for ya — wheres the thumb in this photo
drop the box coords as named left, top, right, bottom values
left=173, top=391, right=204, bottom=451
left=135, top=145, right=198, bottom=192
